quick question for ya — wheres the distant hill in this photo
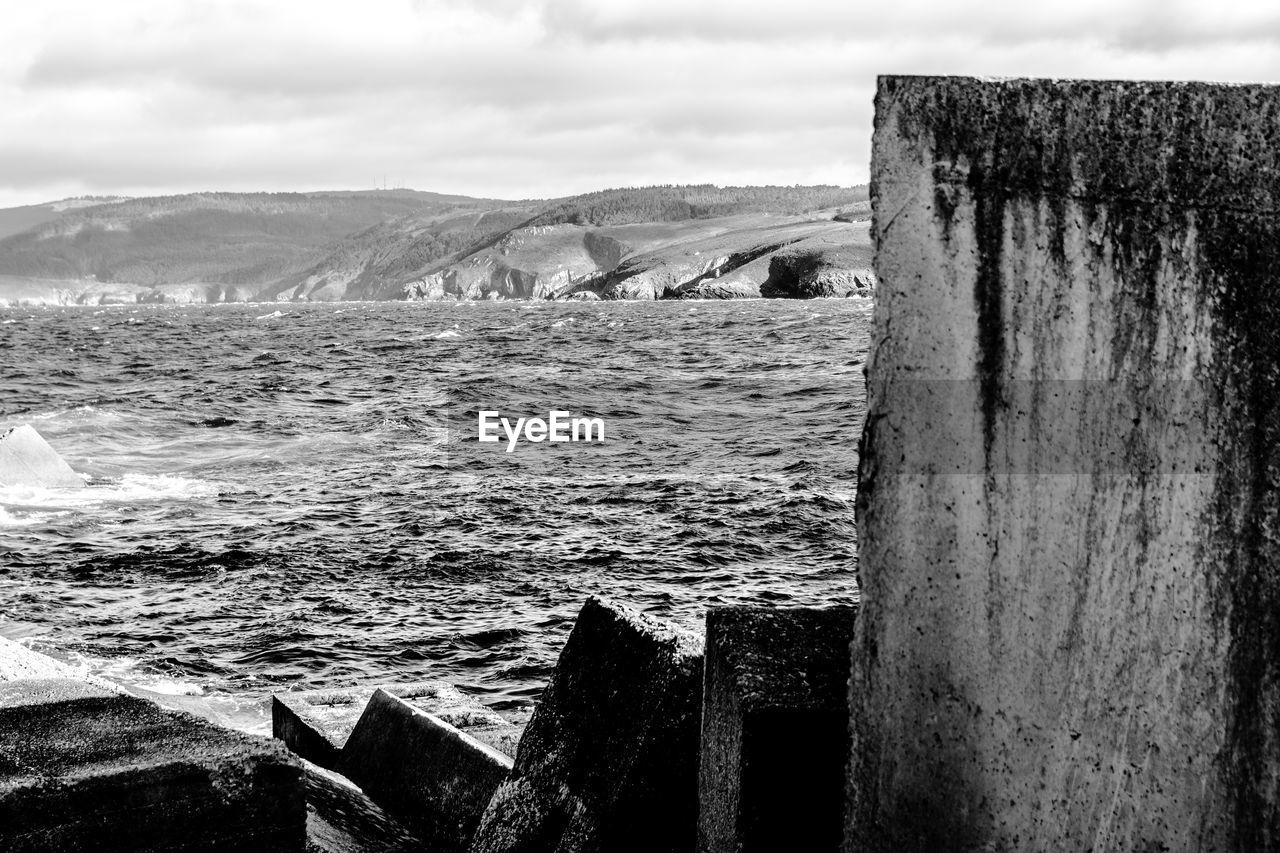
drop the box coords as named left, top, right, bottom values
left=0, top=196, right=131, bottom=241
left=0, top=190, right=511, bottom=287
left=526, top=184, right=868, bottom=228
left=262, top=207, right=538, bottom=301
left=0, top=184, right=872, bottom=304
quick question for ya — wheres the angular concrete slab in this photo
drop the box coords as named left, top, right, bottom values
left=0, top=636, right=89, bottom=682
left=273, top=681, right=518, bottom=770
left=0, top=677, right=116, bottom=709
left=698, top=605, right=857, bottom=853
left=852, top=75, right=1280, bottom=851
left=337, top=689, right=512, bottom=853
left=0, top=424, right=83, bottom=488
left=0, top=689, right=305, bottom=851
left=303, top=759, right=422, bottom=853
left=470, top=596, right=704, bottom=853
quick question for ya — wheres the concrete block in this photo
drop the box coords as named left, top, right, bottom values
left=273, top=681, right=517, bottom=770
left=0, top=676, right=117, bottom=709
left=698, top=606, right=857, bottom=853
left=470, top=596, right=704, bottom=853
left=302, top=759, right=422, bottom=853
left=852, top=75, right=1280, bottom=851
left=0, top=688, right=305, bottom=851
left=0, top=424, right=83, bottom=488
left=337, top=689, right=512, bottom=853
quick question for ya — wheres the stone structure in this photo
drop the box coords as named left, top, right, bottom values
left=273, top=681, right=518, bottom=770
left=337, top=689, right=512, bottom=853
left=0, top=636, right=100, bottom=683
left=302, top=761, right=422, bottom=853
left=850, top=75, right=1280, bottom=851
left=0, top=425, right=83, bottom=488
left=698, top=605, right=856, bottom=853
left=470, top=596, right=704, bottom=853
left=0, top=678, right=305, bottom=851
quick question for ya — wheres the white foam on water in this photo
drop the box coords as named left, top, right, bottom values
left=434, top=329, right=462, bottom=339
left=0, top=473, right=219, bottom=517
left=0, top=505, right=71, bottom=526
left=91, top=473, right=220, bottom=502
left=26, top=403, right=122, bottom=424
left=50, top=646, right=272, bottom=732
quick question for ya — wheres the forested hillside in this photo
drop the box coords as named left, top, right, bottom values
left=526, top=185, right=867, bottom=227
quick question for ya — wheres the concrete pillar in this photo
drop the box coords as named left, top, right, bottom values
left=698, top=606, right=856, bottom=853
left=850, top=76, right=1280, bottom=852
left=470, top=596, right=703, bottom=853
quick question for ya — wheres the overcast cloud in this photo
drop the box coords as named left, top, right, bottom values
left=4, top=0, right=1280, bottom=206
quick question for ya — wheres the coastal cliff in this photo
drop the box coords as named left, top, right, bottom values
left=0, top=186, right=869, bottom=305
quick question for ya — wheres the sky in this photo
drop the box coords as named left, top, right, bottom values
left=4, top=0, right=1280, bottom=208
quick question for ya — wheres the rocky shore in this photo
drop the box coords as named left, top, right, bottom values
left=0, top=599, right=857, bottom=852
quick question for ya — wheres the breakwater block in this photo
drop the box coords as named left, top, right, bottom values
left=337, top=689, right=512, bottom=852
left=698, top=605, right=857, bottom=853
left=469, top=596, right=703, bottom=853
left=0, top=636, right=93, bottom=682
left=303, top=759, right=422, bottom=853
left=273, top=681, right=519, bottom=770
left=0, top=424, right=83, bottom=488
left=853, top=75, right=1280, bottom=851
left=0, top=684, right=305, bottom=851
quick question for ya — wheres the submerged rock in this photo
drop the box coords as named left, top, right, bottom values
left=0, top=424, right=83, bottom=488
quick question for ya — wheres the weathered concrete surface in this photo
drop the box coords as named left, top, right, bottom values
left=303, top=759, right=423, bottom=853
left=337, top=689, right=511, bottom=853
left=0, top=424, right=83, bottom=488
left=0, top=676, right=116, bottom=708
left=0, top=635, right=96, bottom=682
left=0, top=685, right=305, bottom=851
left=274, top=681, right=519, bottom=770
left=698, top=605, right=856, bottom=853
left=470, top=596, right=704, bottom=853
left=0, top=637, right=122, bottom=709
left=851, top=75, right=1280, bottom=852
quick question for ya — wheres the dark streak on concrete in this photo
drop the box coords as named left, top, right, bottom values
left=970, top=161, right=1007, bottom=464
left=862, top=75, right=1280, bottom=851
left=1200, top=209, right=1280, bottom=850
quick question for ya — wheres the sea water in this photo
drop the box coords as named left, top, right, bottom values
left=0, top=299, right=867, bottom=730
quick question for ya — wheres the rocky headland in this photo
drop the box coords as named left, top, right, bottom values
left=0, top=186, right=870, bottom=306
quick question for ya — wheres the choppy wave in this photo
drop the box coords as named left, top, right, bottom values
left=0, top=299, right=869, bottom=717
